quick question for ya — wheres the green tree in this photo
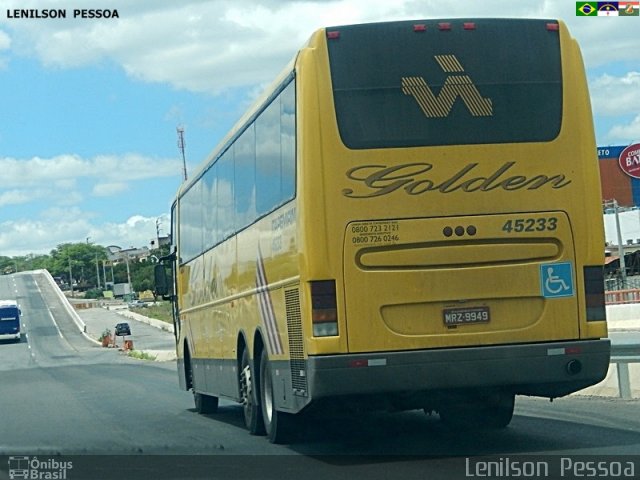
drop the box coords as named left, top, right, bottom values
left=131, top=260, right=155, bottom=292
left=1, top=240, right=170, bottom=295
left=49, top=243, right=107, bottom=288
left=0, top=256, right=16, bottom=274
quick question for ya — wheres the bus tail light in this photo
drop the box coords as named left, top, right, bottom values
left=311, top=280, right=338, bottom=337
left=584, top=266, right=606, bottom=322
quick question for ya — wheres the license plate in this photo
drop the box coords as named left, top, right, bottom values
left=443, top=306, right=490, bottom=326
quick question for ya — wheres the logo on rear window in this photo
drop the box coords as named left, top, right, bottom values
left=401, top=55, right=493, bottom=118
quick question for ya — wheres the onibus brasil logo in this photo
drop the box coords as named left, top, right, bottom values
left=8, top=456, right=73, bottom=479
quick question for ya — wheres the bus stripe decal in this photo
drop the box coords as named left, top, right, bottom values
left=256, top=251, right=284, bottom=355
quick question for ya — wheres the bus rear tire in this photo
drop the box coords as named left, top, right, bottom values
left=260, top=349, right=295, bottom=444
left=438, top=392, right=515, bottom=430
left=194, top=392, right=219, bottom=414
left=240, top=348, right=265, bottom=435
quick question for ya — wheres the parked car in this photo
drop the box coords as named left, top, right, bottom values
left=114, top=322, right=131, bottom=336
left=127, top=300, right=147, bottom=309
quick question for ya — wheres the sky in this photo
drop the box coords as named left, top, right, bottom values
left=0, top=0, right=639, bottom=257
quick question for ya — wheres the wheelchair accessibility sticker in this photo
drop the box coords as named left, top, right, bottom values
left=540, top=262, right=574, bottom=298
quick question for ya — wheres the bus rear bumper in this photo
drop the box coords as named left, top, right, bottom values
left=0, top=332, right=20, bottom=341
left=306, top=339, right=610, bottom=400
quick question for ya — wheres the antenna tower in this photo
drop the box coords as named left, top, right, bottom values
left=177, top=126, right=188, bottom=181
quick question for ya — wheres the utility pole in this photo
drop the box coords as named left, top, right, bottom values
left=605, top=199, right=627, bottom=288
left=177, top=126, right=188, bottom=182
left=68, top=257, right=74, bottom=298
left=125, top=254, right=132, bottom=297
left=87, top=237, right=100, bottom=289
left=613, top=199, right=627, bottom=287
left=95, top=253, right=101, bottom=289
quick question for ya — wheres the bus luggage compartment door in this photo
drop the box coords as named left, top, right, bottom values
left=342, top=213, right=579, bottom=353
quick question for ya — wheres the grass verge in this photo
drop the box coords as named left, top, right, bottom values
left=127, top=350, right=158, bottom=361
left=131, top=301, right=173, bottom=324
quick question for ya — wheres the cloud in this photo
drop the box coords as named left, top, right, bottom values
left=0, top=215, right=92, bottom=256
left=99, top=213, right=171, bottom=250
left=0, top=29, right=10, bottom=68
left=0, top=156, right=172, bottom=256
left=0, top=30, right=10, bottom=50
left=607, top=114, right=640, bottom=144
left=0, top=211, right=170, bottom=256
left=92, top=182, right=129, bottom=197
left=567, top=21, right=640, bottom=70
left=591, top=72, right=640, bottom=117
left=7, top=0, right=630, bottom=94
left=54, top=190, right=84, bottom=207
left=0, top=189, right=32, bottom=207
left=0, top=153, right=181, bottom=186
left=40, top=206, right=95, bottom=222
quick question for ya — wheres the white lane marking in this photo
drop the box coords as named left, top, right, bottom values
left=48, top=310, right=64, bottom=339
left=35, top=282, right=63, bottom=339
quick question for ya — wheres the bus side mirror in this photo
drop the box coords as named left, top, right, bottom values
left=154, top=264, right=170, bottom=297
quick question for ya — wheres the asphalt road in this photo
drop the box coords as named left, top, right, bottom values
left=1, top=272, right=639, bottom=480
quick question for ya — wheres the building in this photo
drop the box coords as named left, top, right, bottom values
left=600, top=144, right=640, bottom=283
left=105, top=245, right=150, bottom=264
left=599, top=144, right=640, bottom=207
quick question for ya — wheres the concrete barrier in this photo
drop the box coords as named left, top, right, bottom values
left=32, top=269, right=100, bottom=345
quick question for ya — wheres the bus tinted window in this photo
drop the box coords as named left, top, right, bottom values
left=281, top=82, right=296, bottom=200
left=0, top=308, right=18, bottom=320
left=179, top=179, right=202, bottom=262
left=256, top=95, right=282, bottom=216
left=203, top=163, right=218, bottom=250
left=178, top=78, right=296, bottom=264
left=217, top=149, right=235, bottom=241
left=327, top=19, right=562, bottom=149
left=235, top=124, right=257, bottom=231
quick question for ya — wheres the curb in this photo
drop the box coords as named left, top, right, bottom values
left=114, top=309, right=175, bottom=334
left=109, top=308, right=176, bottom=362
left=127, top=349, right=177, bottom=362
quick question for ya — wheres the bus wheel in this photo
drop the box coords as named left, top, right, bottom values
left=439, top=392, right=515, bottom=430
left=194, top=392, right=219, bottom=414
left=260, top=349, right=295, bottom=444
left=240, top=349, right=265, bottom=435
left=187, top=356, right=219, bottom=414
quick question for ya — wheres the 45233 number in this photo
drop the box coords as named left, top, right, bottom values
left=502, top=217, right=558, bottom=233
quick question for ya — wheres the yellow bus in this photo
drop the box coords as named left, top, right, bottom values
left=155, top=18, right=610, bottom=443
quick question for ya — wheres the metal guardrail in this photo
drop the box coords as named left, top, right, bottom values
left=605, top=288, right=640, bottom=305
left=610, top=343, right=640, bottom=399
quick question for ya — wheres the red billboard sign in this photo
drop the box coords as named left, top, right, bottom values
left=619, top=143, right=640, bottom=178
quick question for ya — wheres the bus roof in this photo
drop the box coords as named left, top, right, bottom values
left=0, top=300, right=18, bottom=308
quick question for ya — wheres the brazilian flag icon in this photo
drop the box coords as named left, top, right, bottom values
left=577, top=1, right=597, bottom=14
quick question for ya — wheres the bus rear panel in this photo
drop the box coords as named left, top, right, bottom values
left=297, top=19, right=609, bottom=410
left=0, top=300, right=21, bottom=342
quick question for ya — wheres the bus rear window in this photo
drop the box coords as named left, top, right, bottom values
left=327, top=19, right=562, bottom=149
left=0, top=308, right=18, bottom=320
